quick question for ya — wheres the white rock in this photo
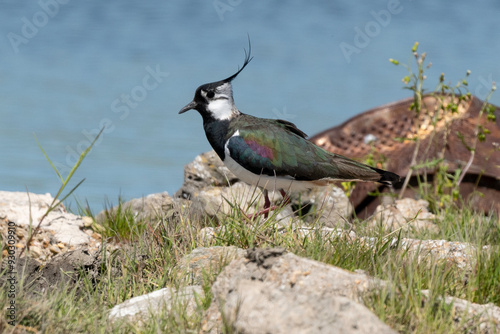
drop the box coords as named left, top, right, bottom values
left=202, top=248, right=394, bottom=334
left=0, top=191, right=90, bottom=246
left=292, top=184, right=353, bottom=228
left=195, top=182, right=294, bottom=221
left=367, top=198, right=439, bottom=233
left=421, top=290, right=500, bottom=332
left=108, top=285, right=203, bottom=322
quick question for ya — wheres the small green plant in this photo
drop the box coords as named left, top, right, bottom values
left=340, top=181, right=355, bottom=198
left=389, top=42, right=497, bottom=210
left=99, top=198, right=146, bottom=240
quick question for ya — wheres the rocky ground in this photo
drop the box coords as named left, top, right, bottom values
left=1, top=150, right=499, bottom=333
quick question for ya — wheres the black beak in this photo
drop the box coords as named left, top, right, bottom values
left=178, top=100, right=197, bottom=114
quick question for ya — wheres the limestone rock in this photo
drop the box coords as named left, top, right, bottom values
left=178, top=246, right=246, bottom=285
left=0, top=191, right=90, bottom=246
left=291, top=184, right=353, bottom=228
left=198, top=225, right=356, bottom=246
left=202, top=248, right=393, bottom=333
left=193, top=182, right=262, bottom=217
left=367, top=198, right=439, bottom=233
left=175, top=150, right=238, bottom=200
left=359, top=236, right=483, bottom=271
left=204, top=280, right=394, bottom=334
left=398, top=238, right=482, bottom=270
left=197, top=227, right=218, bottom=245
left=421, top=290, right=500, bottom=333
left=109, top=285, right=203, bottom=323
left=95, top=192, right=190, bottom=224
left=216, top=248, right=383, bottom=301
left=191, top=181, right=294, bottom=224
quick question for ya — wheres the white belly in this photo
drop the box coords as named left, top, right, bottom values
left=223, top=154, right=316, bottom=192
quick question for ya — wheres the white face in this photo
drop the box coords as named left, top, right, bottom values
left=202, top=82, right=236, bottom=121
left=206, top=98, right=235, bottom=120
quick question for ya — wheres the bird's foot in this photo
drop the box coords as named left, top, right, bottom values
left=246, top=205, right=278, bottom=220
left=244, top=189, right=291, bottom=221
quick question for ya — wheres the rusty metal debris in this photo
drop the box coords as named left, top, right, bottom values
left=310, top=94, right=500, bottom=217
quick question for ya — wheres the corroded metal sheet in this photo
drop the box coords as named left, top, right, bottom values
left=310, top=95, right=500, bottom=217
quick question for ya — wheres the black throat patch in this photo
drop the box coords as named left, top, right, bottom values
left=203, top=117, right=231, bottom=161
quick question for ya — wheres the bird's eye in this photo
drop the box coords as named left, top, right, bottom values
left=206, top=91, right=215, bottom=99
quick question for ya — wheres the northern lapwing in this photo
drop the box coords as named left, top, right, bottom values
left=179, top=45, right=401, bottom=218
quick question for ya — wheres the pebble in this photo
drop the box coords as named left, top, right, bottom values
left=93, top=223, right=107, bottom=234
left=57, top=243, right=66, bottom=249
left=29, top=246, right=43, bottom=258
left=49, top=245, right=61, bottom=255
left=82, top=216, right=93, bottom=228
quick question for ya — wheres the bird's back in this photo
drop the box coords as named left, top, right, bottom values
left=225, top=114, right=398, bottom=184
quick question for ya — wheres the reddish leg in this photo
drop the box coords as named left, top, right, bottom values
left=264, top=189, right=271, bottom=212
left=247, top=189, right=290, bottom=220
left=279, top=189, right=290, bottom=206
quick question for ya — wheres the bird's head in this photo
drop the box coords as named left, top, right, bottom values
left=179, top=44, right=252, bottom=122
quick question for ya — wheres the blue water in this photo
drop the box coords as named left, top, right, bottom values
left=1, top=0, right=499, bottom=212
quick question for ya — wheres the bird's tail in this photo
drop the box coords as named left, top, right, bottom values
left=331, top=154, right=401, bottom=186
left=369, top=166, right=401, bottom=186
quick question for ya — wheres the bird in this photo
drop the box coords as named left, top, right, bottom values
left=179, top=45, right=401, bottom=218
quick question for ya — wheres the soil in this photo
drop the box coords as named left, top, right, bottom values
left=1, top=248, right=104, bottom=297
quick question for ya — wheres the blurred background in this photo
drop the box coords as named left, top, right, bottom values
left=1, top=0, right=499, bottom=212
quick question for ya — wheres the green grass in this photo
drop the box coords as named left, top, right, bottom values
left=99, top=198, right=147, bottom=240
left=2, top=194, right=498, bottom=333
